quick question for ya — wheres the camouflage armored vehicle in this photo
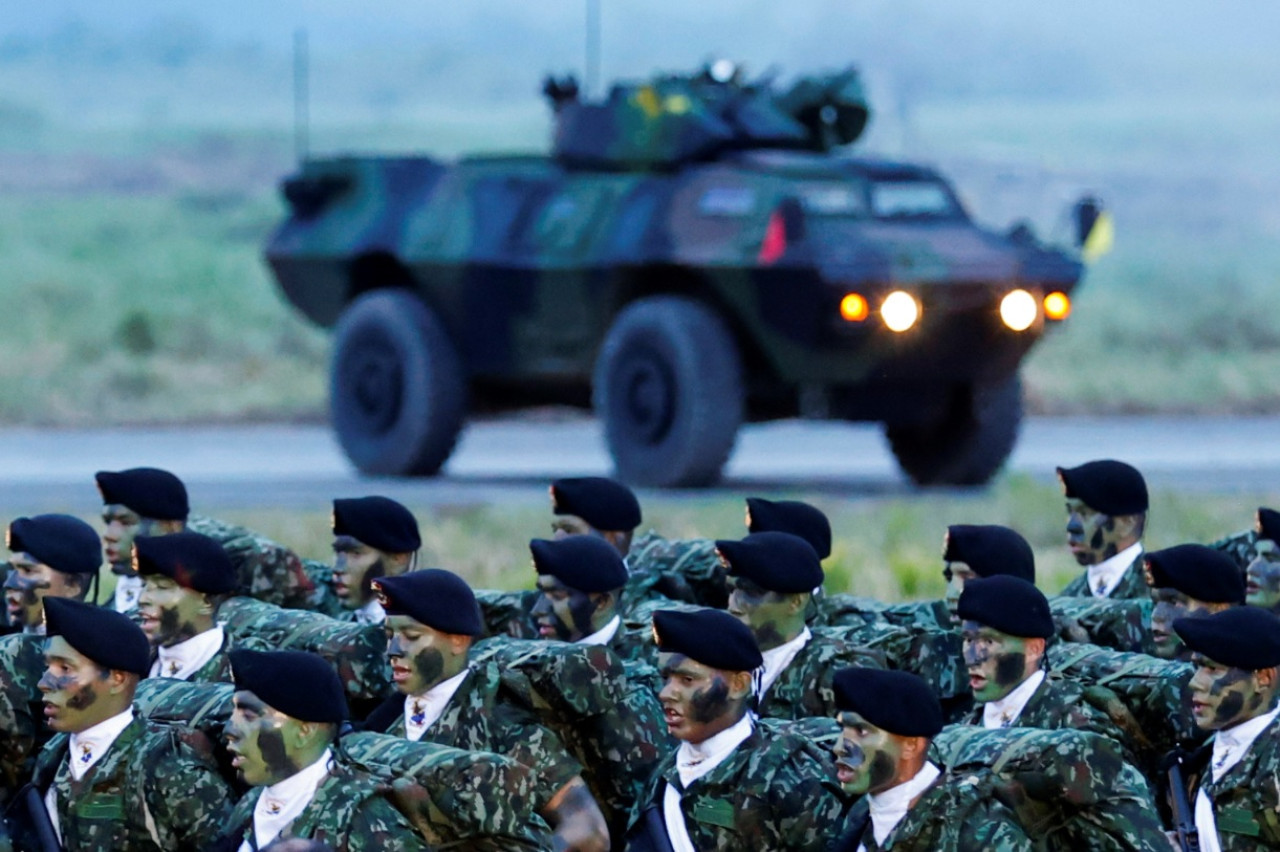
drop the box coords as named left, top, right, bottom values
left=266, top=63, right=1099, bottom=487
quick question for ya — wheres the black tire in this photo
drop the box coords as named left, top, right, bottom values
left=330, top=289, right=466, bottom=476
left=885, top=375, right=1023, bottom=486
left=593, top=296, right=743, bottom=487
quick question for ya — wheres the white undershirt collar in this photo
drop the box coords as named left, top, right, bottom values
left=354, top=598, right=386, bottom=625
left=867, top=761, right=941, bottom=846
left=663, top=714, right=754, bottom=852
left=1087, top=541, right=1142, bottom=598
left=151, top=625, right=225, bottom=680
left=757, top=627, right=811, bottom=698
left=403, top=668, right=471, bottom=742
left=579, top=614, right=621, bottom=646
left=982, top=669, right=1046, bottom=729
left=114, top=575, right=143, bottom=613
left=244, top=748, right=333, bottom=852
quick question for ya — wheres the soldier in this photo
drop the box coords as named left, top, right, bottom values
left=1057, top=459, right=1150, bottom=598
left=96, top=466, right=315, bottom=610
left=361, top=569, right=610, bottom=852
left=1245, top=508, right=1280, bottom=614
left=24, top=596, right=232, bottom=850
left=958, top=575, right=1124, bottom=740
left=630, top=607, right=844, bottom=851
left=1169, top=607, right=1280, bottom=850
left=941, top=524, right=1035, bottom=626
left=5, top=514, right=102, bottom=634
left=828, top=667, right=1031, bottom=851
left=719, top=531, right=883, bottom=719
left=213, top=648, right=430, bottom=852
left=1145, top=544, right=1244, bottom=660
left=550, top=476, right=642, bottom=557
left=134, top=532, right=238, bottom=682
left=745, top=497, right=831, bottom=560
left=330, top=496, right=421, bottom=624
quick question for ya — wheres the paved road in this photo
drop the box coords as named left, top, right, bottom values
left=0, top=415, right=1275, bottom=511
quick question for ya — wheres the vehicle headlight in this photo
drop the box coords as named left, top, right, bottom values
left=880, top=291, right=920, bottom=333
left=1043, top=291, right=1071, bottom=321
left=839, top=293, right=869, bottom=322
left=999, top=289, right=1038, bottom=331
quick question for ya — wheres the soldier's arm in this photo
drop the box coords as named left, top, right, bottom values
left=146, top=733, right=235, bottom=852
left=544, top=776, right=609, bottom=852
left=761, top=750, right=846, bottom=852
left=962, top=802, right=1033, bottom=852
left=340, top=793, right=434, bottom=852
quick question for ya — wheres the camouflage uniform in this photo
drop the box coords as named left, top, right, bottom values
left=831, top=772, right=1031, bottom=851
left=1176, top=714, right=1280, bottom=850
left=208, top=758, right=431, bottom=852
left=965, top=672, right=1130, bottom=748
left=1049, top=595, right=1152, bottom=654
left=630, top=723, right=844, bottom=852
left=28, top=713, right=232, bottom=852
left=0, top=634, right=50, bottom=798
left=187, top=514, right=316, bottom=610
left=1058, top=554, right=1149, bottom=599
left=627, top=531, right=727, bottom=608
left=1210, top=527, right=1258, bottom=571
left=756, top=628, right=886, bottom=721
left=148, top=628, right=236, bottom=684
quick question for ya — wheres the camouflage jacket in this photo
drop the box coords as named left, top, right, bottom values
left=1210, top=527, right=1258, bottom=572
left=631, top=722, right=844, bottom=852
left=1049, top=595, right=1152, bottom=654
left=187, top=514, right=316, bottom=610
left=626, top=531, right=728, bottom=608
left=361, top=660, right=583, bottom=810
left=831, top=771, right=1032, bottom=852
left=0, top=634, right=48, bottom=800
left=1176, top=714, right=1280, bottom=850
left=208, top=758, right=432, bottom=852
left=1059, top=553, right=1149, bottom=599
left=30, top=713, right=232, bottom=852
left=966, top=673, right=1129, bottom=748
left=756, top=628, right=885, bottom=721
left=147, top=628, right=235, bottom=684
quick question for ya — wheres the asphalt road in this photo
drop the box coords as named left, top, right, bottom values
left=0, top=414, right=1276, bottom=512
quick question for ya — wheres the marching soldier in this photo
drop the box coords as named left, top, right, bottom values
left=134, top=532, right=238, bottom=682
left=1245, top=508, right=1280, bottom=614
left=941, top=524, right=1035, bottom=626
left=630, top=607, right=843, bottom=851
left=1145, top=544, right=1244, bottom=660
left=5, top=514, right=102, bottom=633
left=1057, top=459, right=1150, bottom=598
left=829, top=667, right=1031, bottom=851
left=329, top=496, right=421, bottom=624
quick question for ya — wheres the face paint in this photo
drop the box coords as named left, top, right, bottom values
left=38, top=636, right=119, bottom=734
left=834, top=711, right=908, bottom=796
left=225, top=690, right=306, bottom=786
left=943, top=562, right=977, bottom=626
left=1147, top=588, right=1218, bottom=660
left=962, top=621, right=1034, bottom=703
left=1065, top=499, right=1129, bottom=566
left=102, top=504, right=144, bottom=573
left=1188, top=653, right=1277, bottom=732
left=657, top=652, right=747, bottom=744
left=384, top=615, right=465, bottom=695
left=5, top=556, right=79, bottom=629
left=137, top=575, right=208, bottom=648
left=331, top=537, right=383, bottom=609
left=1246, top=540, right=1280, bottom=611
left=726, top=576, right=802, bottom=651
left=531, top=575, right=599, bottom=642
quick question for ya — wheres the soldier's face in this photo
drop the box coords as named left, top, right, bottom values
left=531, top=574, right=600, bottom=642
left=551, top=514, right=594, bottom=539
left=1064, top=499, right=1129, bottom=566
left=657, top=652, right=747, bottom=745
left=943, top=562, right=977, bottom=626
left=225, top=690, right=307, bottom=787
left=331, top=536, right=384, bottom=608
left=726, top=575, right=802, bottom=650
left=137, top=575, right=208, bottom=649
left=385, top=615, right=464, bottom=694
left=962, top=621, right=1035, bottom=703
left=1148, top=588, right=1213, bottom=660
left=38, top=636, right=120, bottom=733
left=102, top=504, right=149, bottom=575
left=1188, top=653, right=1277, bottom=732
left=1245, top=539, right=1280, bottom=611
left=833, top=710, right=906, bottom=796
left=4, top=555, right=81, bottom=629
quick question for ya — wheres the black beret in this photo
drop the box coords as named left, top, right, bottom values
left=530, top=536, right=627, bottom=593
left=7, top=515, right=101, bottom=576
left=1144, top=544, right=1244, bottom=604
left=1175, top=607, right=1280, bottom=670
left=133, top=532, right=237, bottom=594
left=653, top=608, right=763, bottom=672
left=1057, top=459, right=1148, bottom=516
left=745, top=498, right=832, bottom=559
left=1257, top=508, right=1280, bottom=544
left=944, top=524, right=1035, bottom=583
left=833, top=668, right=943, bottom=738
left=44, top=597, right=151, bottom=675
left=957, top=575, right=1054, bottom=638
left=375, top=569, right=483, bottom=636
left=230, top=648, right=348, bottom=723
left=332, top=496, right=420, bottom=553
left=716, top=532, right=823, bottom=594
left=95, top=467, right=190, bottom=521
left=551, top=477, right=641, bottom=531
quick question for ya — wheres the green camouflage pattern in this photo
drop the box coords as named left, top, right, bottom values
left=1175, top=715, right=1280, bottom=850
left=630, top=722, right=844, bottom=852
left=29, top=713, right=233, bottom=852
left=470, top=635, right=669, bottom=837
left=1049, top=595, right=1152, bottom=654
left=1209, top=527, right=1259, bottom=571
left=216, top=595, right=389, bottom=710
left=1059, top=556, right=1149, bottom=599
left=337, top=731, right=554, bottom=851
left=187, top=514, right=316, bottom=610
left=213, top=759, right=432, bottom=852
left=626, top=532, right=728, bottom=608
left=931, top=725, right=1170, bottom=851
left=832, top=771, right=1031, bottom=852
left=181, top=630, right=235, bottom=683
left=475, top=588, right=539, bottom=639
left=0, top=634, right=51, bottom=800
left=831, top=617, right=969, bottom=703
left=964, top=672, right=1129, bottom=747
left=756, top=628, right=886, bottom=721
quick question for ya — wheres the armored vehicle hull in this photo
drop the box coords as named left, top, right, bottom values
left=266, top=70, right=1090, bottom=487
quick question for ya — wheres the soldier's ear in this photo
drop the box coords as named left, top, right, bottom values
left=1256, top=666, right=1278, bottom=690
left=726, top=670, right=753, bottom=701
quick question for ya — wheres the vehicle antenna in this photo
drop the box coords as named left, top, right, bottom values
left=585, top=0, right=601, bottom=98
left=293, top=27, right=310, bottom=164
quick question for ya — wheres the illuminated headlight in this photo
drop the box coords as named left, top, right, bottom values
left=1043, top=291, right=1071, bottom=321
left=880, top=291, right=920, bottom=333
left=1000, top=289, right=1038, bottom=331
left=839, top=293, right=869, bottom=322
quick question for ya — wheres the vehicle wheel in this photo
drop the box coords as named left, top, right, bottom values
left=593, top=296, right=743, bottom=487
left=885, top=375, right=1023, bottom=486
left=330, top=289, right=466, bottom=476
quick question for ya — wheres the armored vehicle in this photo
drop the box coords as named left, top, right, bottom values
left=266, top=64, right=1099, bottom=487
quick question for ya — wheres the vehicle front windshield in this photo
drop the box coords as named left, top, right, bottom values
left=869, top=179, right=964, bottom=221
